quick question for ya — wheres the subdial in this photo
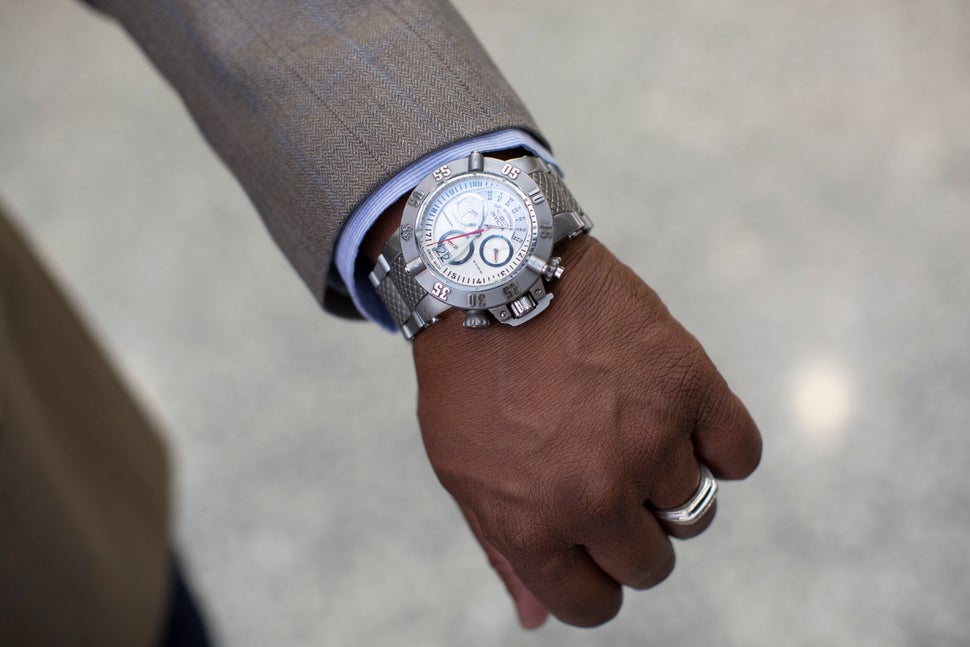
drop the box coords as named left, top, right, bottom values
left=479, top=234, right=514, bottom=268
left=433, top=229, right=475, bottom=265
left=452, top=194, right=486, bottom=228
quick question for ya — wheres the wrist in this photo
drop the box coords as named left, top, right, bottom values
left=362, top=195, right=406, bottom=266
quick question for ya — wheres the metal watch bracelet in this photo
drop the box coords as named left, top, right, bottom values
left=370, top=155, right=592, bottom=340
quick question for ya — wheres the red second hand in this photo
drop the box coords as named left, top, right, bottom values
left=429, top=227, right=488, bottom=246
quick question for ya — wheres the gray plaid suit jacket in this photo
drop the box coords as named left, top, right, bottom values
left=89, top=0, right=544, bottom=314
left=1, top=1, right=543, bottom=644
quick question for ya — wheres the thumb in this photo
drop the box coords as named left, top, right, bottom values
left=459, top=504, right=549, bottom=630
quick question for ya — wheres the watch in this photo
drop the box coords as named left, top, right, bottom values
left=369, top=152, right=592, bottom=340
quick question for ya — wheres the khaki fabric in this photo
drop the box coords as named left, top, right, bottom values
left=0, top=208, right=170, bottom=647
left=1, top=0, right=543, bottom=642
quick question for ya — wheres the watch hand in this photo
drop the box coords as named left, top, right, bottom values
left=487, top=209, right=512, bottom=229
left=430, top=227, right=488, bottom=246
left=433, top=227, right=492, bottom=265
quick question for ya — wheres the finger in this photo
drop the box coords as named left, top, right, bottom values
left=692, top=373, right=763, bottom=480
left=643, top=441, right=718, bottom=540
left=505, top=544, right=623, bottom=628
left=459, top=505, right=549, bottom=630
left=583, top=507, right=676, bottom=590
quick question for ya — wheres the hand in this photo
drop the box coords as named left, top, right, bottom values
left=412, top=235, right=762, bottom=629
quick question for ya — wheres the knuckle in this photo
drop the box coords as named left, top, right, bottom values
left=629, top=547, right=676, bottom=590
left=644, top=340, right=719, bottom=425
left=551, top=468, right=626, bottom=529
left=488, top=508, right=558, bottom=558
left=560, top=591, right=623, bottom=627
left=732, top=430, right=763, bottom=478
left=705, top=396, right=763, bottom=480
left=511, top=522, right=555, bottom=557
left=670, top=345, right=716, bottom=406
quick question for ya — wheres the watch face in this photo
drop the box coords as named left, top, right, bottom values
left=417, top=173, right=537, bottom=291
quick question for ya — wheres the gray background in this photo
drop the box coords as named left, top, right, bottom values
left=2, top=1, right=969, bottom=645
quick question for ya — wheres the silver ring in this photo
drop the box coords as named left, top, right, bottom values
left=654, top=465, right=718, bottom=525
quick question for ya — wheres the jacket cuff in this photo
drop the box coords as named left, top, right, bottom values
left=329, top=130, right=558, bottom=329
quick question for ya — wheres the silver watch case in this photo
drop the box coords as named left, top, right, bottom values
left=398, top=154, right=557, bottom=326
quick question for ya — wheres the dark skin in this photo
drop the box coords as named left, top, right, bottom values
left=364, top=197, right=762, bottom=629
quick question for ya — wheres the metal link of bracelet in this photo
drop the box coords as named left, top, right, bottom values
left=370, top=155, right=591, bottom=340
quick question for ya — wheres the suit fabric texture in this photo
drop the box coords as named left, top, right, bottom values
left=87, top=0, right=544, bottom=311
left=2, top=0, right=543, bottom=644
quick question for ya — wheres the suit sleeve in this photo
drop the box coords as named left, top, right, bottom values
left=82, top=0, right=545, bottom=314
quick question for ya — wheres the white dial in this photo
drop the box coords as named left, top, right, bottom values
left=418, top=173, right=537, bottom=291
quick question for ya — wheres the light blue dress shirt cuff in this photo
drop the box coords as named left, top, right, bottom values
left=334, top=129, right=558, bottom=330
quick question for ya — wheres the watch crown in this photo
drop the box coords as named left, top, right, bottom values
left=462, top=310, right=490, bottom=329
left=543, top=257, right=565, bottom=282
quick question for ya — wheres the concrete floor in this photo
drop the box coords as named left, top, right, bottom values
left=2, top=1, right=969, bottom=645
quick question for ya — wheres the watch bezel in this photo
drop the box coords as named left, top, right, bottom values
left=399, top=155, right=555, bottom=311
